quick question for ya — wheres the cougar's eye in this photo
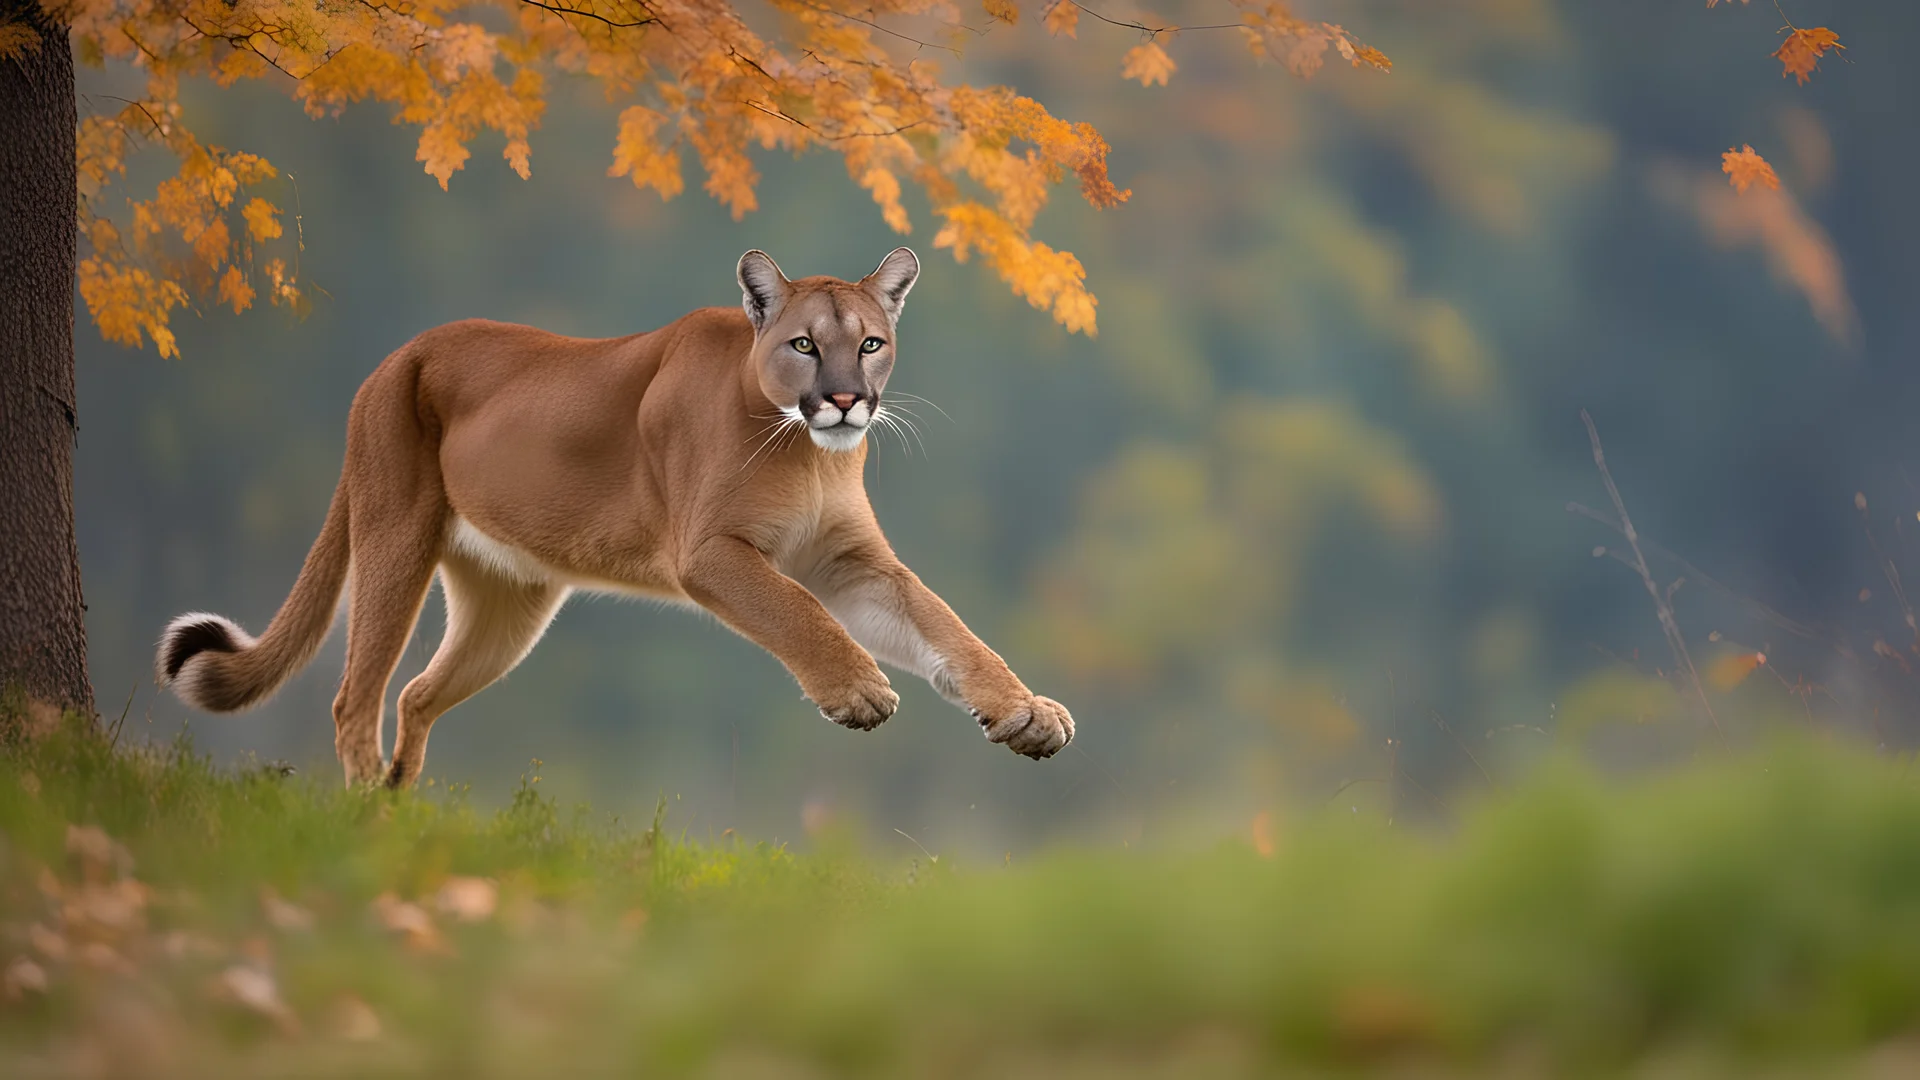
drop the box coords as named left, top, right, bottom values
left=860, top=336, right=886, bottom=354
left=790, top=336, right=815, bottom=355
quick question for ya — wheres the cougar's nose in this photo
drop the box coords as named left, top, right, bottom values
left=829, top=392, right=858, bottom=412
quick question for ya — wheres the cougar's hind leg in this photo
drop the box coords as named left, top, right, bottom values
left=331, top=373, right=447, bottom=786
left=386, top=553, right=566, bottom=788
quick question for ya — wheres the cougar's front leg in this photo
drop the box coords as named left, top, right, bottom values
left=679, top=536, right=899, bottom=730
left=809, top=550, right=1074, bottom=760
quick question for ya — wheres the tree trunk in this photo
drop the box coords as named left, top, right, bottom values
left=0, top=0, right=92, bottom=727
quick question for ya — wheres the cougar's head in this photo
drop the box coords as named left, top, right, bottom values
left=738, top=247, right=919, bottom=453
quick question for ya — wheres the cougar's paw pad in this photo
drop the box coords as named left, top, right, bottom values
left=978, top=695, right=1074, bottom=759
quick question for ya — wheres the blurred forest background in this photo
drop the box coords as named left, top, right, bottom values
left=66, top=0, right=1920, bottom=853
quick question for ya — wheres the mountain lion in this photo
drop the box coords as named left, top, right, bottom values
left=156, top=248, right=1075, bottom=788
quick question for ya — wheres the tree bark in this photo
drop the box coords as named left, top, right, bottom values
left=0, top=0, right=92, bottom=725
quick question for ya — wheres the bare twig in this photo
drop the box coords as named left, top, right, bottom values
left=1853, top=492, right=1920, bottom=653
left=1061, top=1, right=1242, bottom=38
left=1567, top=500, right=1821, bottom=639
left=1430, top=707, right=1495, bottom=789
left=108, top=684, right=136, bottom=750
left=518, top=0, right=657, bottom=30
left=892, top=828, right=937, bottom=862
left=1581, top=410, right=1720, bottom=734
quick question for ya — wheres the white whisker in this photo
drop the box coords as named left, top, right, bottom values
left=885, top=407, right=928, bottom=455
left=883, top=391, right=953, bottom=425
left=873, top=407, right=925, bottom=457
left=739, top=414, right=803, bottom=475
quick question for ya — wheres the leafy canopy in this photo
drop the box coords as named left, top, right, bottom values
left=29, top=0, right=1388, bottom=355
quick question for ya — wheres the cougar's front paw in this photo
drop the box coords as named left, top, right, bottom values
left=974, top=694, right=1074, bottom=759
left=813, top=667, right=899, bottom=731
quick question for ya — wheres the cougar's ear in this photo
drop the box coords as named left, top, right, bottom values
left=862, top=247, right=920, bottom=319
left=737, top=250, right=790, bottom=332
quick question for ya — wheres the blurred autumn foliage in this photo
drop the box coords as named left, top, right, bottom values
left=1, top=0, right=1846, bottom=358
left=18, top=0, right=1395, bottom=354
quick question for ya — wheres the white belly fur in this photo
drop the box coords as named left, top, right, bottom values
left=447, top=515, right=691, bottom=605
left=449, top=516, right=553, bottom=585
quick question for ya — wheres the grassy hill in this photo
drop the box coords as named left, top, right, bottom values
left=5, top=711, right=1920, bottom=1077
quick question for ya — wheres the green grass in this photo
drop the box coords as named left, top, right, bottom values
left=6, top=717, right=1920, bottom=1077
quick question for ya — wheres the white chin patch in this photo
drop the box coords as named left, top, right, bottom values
left=809, top=424, right=868, bottom=452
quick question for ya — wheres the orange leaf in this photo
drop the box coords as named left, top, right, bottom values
left=1043, top=0, right=1078, bottom=38
left=1347, top=44, right=1392, bottom=72
left=1121, top=41, right=1176, bottom=88
left=217, top=265, right=254, bottom=314
left=1722, top=145, right=1780, bottom=194
left=1774, top=27, right=1842, bottom=86
left=242, top=197, right=282, bottom=242
left=608, top=106, right=684, bottom=200
left=1706, top=651, right=1766, bottom=691
left=983, top=0, right=1018, bottom=26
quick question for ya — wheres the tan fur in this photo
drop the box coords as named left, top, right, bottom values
left=157, top=248, right=1074, bottom=787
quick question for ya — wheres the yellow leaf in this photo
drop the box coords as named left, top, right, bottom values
left=983, top=0, right=1018, bottom=26
left=416, top=122, right=470, bottom=190
left=1121, top=41, right=1176, bottom=88
left=217, top=265, right=255, bottom=314
left=859, top=167, right=911, bottom=233
left=608, top=105, right=684, bottom=199
left=1044, top=1, right=1078, bottom=37
left=242, top=197, right=282, bottom=242
left=1721, top=145, right=1779, bottom=194
left=1348, top=44, right=1391, bottom=72
left=192, top=217, right=231, bottom=270
left=209, top=166, right=238, bottom=209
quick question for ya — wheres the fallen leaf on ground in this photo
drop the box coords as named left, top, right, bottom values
left=66, top=825, right=134, bottom=883
left=62, top=879, right=149, bottom=940
left=260, top=888, right=315, bottom=932
left=371, top=893, right=450, bottom=954
left=78, top=941, right=134, bottom=974
left=433, top=876, right=498, bottom=923
left=215, top=964, right=302, bottom=1036
left=3, top=957, right=48, bottom=1000
left=328, top=993, right=382, bottom=1041
left=28, top=922, right=68, bottom=961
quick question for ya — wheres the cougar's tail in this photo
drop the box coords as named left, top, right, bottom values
left=157, top=480, right=351, bottom=712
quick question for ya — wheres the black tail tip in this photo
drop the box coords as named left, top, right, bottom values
left=160, top=615, right=243, bottom=681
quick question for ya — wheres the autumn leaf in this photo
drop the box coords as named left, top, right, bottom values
left=1122, top=42, right=1177, bottom=88
left=217, top=266, right=255, bottom=314
left=1722, top=145, right=1780, bottom=193
left=1044, top=1, right=1079, bottom=38
left=608, top=106, right=684, bottom=200
left=1775, top=27, right=1843, bottom=85
left=1655, top=160, right=1855, bottom=342
left=1346, top=44, right=1392, bottom=72
left=1706, top=651, right=1766, bottom=691
left=983, top=0, right=1019, bottom=26
left=242, top=198, right=283, bottom=242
